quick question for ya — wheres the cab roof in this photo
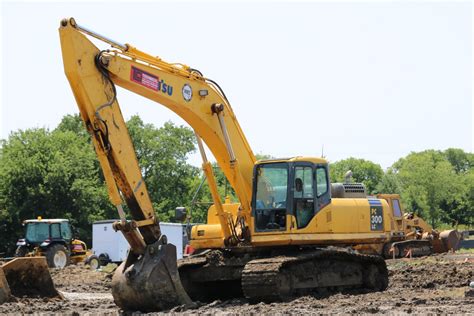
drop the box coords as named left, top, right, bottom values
left=257, top=156, right=328, bottom=165
left=24, top=219, right=69, bottom=224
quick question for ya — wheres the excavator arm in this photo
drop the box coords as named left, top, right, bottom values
left=59, top=17, right=255, bottom=311
left=60, top=17, right=255, bottom=233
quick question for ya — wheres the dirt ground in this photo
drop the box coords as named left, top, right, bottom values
left=0, top=253, right=473, bottom=315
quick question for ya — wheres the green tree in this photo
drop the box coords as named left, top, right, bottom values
left=392, top=150, right=463, bottom=227
left=56, top=114, right=205, bottom=223
left=376, top=169, right=402, bottom=194
left=443, top=148, right=474, bottom=174
left=126, top=116, right=199, bottom=221
left=56, top=114, right=89, bottom=140
left=439, top=149, right=474, bottom=226
left=329, top=157, right=384, bottom=194
left=0, top=127, right=114, bottom=254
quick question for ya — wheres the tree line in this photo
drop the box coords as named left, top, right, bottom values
left=0, top=114, right=472, bottom=255
left=329, top=152, right=473, bottom=228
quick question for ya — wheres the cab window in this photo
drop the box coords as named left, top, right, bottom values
left=315, top=165, right=331, bottom=211
left=50, top=223, right=61, bottom=239
left=254, top=163, right=288, bottom=231
left=316, top=167, right=328, bottom=197
left=26, top=223, right=49, bottom=243
left=392, top=199, right=402, bottom=217
left=60, top=222, right=72, bottom=240
left=294, top=166, right=315, bottom=229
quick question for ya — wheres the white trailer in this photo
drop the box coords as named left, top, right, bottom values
left=92, top=220, right=187, bottom=263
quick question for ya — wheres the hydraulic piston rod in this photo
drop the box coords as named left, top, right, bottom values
left=61, top=18, right=128, bottom=51
left=195, top=132, right=234, bottom=244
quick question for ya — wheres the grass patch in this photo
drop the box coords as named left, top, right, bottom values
left=436, top=224, right=473, bottom=231
left=387, top=256, right=438, bottom=270
left=457, top=248, right=474, bottom=254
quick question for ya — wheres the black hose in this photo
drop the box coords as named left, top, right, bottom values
left=189, top=68, right=203, bottom=77
left=93, top=50, right=118, bottom=151
left=189, top=67, right=230, bottom=105
left=94, top=50, right=117, bottom=108
left=206, top=78, right=230, bottom=105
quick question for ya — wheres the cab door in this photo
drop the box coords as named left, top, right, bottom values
left=292, top=163, right=315, bottom=230
left=253, top=162, right=290, bottom=232
left=315, top=164, right=330, bottom=211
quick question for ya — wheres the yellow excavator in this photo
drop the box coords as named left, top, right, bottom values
left=59, top=18, right=390, bottom=311
left=58, top=18, right=457, bottom=312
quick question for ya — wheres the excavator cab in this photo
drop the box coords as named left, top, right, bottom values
left=252, top=159, right=330, bottom=233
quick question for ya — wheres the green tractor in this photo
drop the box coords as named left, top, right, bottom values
left=15, top=218, right=93, bottom=269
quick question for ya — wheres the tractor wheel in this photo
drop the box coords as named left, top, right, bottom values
left=46, top=244, right=70, bottom=268
left=14, top=246, right=29, bottom=257
left=86, top=255, right=100, bottom=270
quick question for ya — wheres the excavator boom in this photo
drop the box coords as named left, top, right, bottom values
left=59, top=17, right=256, bottom=311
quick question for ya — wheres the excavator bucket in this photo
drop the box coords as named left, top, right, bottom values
left=0, top=267, right=11, bottom=304
left=111, top=243, right=194, bottom=312
left=0, top=257, right=59, bottom=302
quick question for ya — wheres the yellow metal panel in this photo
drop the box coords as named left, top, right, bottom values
left=246, top=198, right=393, bottom=248
left=251, top=232, right=389, bottom=247
left=206, top=203, right=240, bottom=225
left=190, top=238, right=224, bottom=249
left=190, top=224, right=225, bottom=248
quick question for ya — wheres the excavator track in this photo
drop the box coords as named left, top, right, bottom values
left=241, top=248, right=388, bottom=302
left=179, top=247, right=388, bottom=303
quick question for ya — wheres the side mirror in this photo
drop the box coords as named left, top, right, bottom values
left=175, top=207, right=187, bottom=222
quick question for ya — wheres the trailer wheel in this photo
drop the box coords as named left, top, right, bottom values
left=46, top=244, right=70, bottom=268
left=98, top=253, right=110, bottom=266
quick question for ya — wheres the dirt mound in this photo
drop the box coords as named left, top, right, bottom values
left=0, top=263, right=115, bottom=315
left=388, top=255, right=473, bottom=290
left=49, top=263, right=112, bottom=293
left=172, top=253, right=474, bottom=315
left=0, top=253, right=472, bottom=314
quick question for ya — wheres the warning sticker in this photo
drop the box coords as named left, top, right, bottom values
left=130, top=66, right=174, bottom=96
left=131, top=66, right=159, bottom=91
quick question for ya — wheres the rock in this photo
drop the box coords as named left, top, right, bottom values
left=100, top=263, right=118, bottom=274
left=465, top=288, right=474, bottom=298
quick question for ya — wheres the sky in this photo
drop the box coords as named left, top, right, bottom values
left=1, top=1, right=472, bottom=169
